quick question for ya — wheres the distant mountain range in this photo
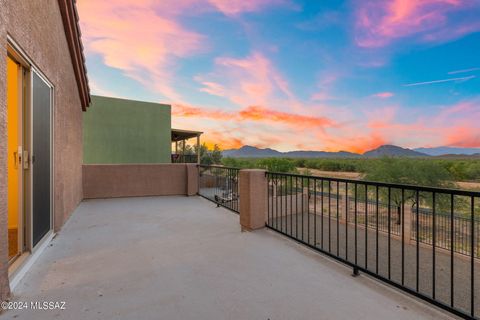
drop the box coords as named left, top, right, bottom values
left=222, top=145, right=360, bottom=158
left=222, top=145, right=480, bottom=158
left=413, top=146, right=480, bottom=156
left=363, top=145, right=427, bottom=157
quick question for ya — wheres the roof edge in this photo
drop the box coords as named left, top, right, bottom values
left=58, top=0, right=91, bottom=111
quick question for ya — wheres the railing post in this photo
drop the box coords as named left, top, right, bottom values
left=403, top=205, right=412, bottom=245
left=303, top=187, right=309, bottom=214
left=272, top=181, right=277, bottom=216
left=239, top=169, right=267, bottom=231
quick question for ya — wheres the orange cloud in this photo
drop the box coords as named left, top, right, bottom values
left=446, top=127, right=480, bottom=147
left=173, top=99, right=480, bottom=153
left=239, top=106, right=335, bottom=128
left=174, top=99, right=480, bottom=153
left=173, top=104, right=231, bottom=120
left=203, top=132, right=245, bottom=150
left=173, top=103, right=335, bottom=130
left=355, top=0, right=479, bottom=47
left=326, top=134, right=387, bottom=154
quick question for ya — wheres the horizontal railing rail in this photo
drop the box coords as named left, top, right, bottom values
left=266, top=171, right=480, bottom=197
left=198, top=165, right=239, bottom=213
left=266, top=171, right=480, bottom=320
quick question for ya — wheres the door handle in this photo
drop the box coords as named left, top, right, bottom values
left=23, top=150, right=29, bottom=169
left=18, top=146, right=23, bottom=167
left=13, top=147, right=26, bottom=169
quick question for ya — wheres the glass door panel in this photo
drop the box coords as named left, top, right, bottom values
left=31, top=71, right=52, bottom=247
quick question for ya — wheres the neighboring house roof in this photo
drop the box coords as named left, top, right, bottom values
left=172, top=129, right=203, bottom=142
left=58, top=0, right=91, bottom=111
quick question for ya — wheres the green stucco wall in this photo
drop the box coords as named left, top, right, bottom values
left=83, top=95, right=171, bottom=164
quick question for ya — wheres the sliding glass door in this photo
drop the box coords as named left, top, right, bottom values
left=7, top=43, right=54, bottom=269
left=31, top=71, right=52, bottom=247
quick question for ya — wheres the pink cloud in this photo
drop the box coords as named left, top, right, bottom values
left=372, top=92, right=394, bottom=99
left=78, top=1, right=294, bottom=102
left=78, top=1, right=206, bottom=102
left=362, top=100, right=480, bottom=149
left=78, top=1, right=480, bottom=153
left=207, top=0, right=294, bottom=16
left=310, top=92, right=333, bottom=101
left=196, top=52, right=299, bottom=110
left=309, top=71, right=342, bottom=102
left=437, top=101, right=480, bottom=147
left=355, top=0, right=480, bottom=47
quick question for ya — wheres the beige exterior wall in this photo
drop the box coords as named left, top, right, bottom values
left=0, top=0, right=85, bottom=300
left=0, top=0, right=9, bottom=302
left=83, top=164, right=199, bottom=199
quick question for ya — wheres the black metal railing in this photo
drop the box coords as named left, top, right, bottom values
left=171, top=154, right=198, bottom=163
left=198, top=165, right=239, bottom=213
left=411, top=208, right=480, bottom=257
left=266, top=171, right=480, bottom=319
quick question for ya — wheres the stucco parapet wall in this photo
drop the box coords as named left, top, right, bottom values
left=83, top=164, right=198, bottom=199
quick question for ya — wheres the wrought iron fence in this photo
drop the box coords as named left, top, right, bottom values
left=412, top=208, right=480, bottom=257
left=266, top=171, right=480, bottom=319
left=171, top=154, right=198, bottom=163
left=198, top=165, right=239, bottom=213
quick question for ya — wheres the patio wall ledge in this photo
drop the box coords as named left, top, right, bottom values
left=83, top=164, right=197, bottom=199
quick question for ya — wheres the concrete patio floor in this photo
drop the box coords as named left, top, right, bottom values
left=1, top=196, right=454, bottom=320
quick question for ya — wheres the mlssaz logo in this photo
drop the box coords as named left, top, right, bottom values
left=30, top=301, right=67, bottom=310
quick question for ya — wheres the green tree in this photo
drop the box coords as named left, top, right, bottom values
left=195, top=143, right=223, bottom=165
left=364, top=157, right=453, bottom=188
left=211, top=144, right=222, bottom=164
left=256, top=158, right=296, bottom=173
left=363, top=157, right=455, bottom=221
left=176, top=140, right=195, bottom=155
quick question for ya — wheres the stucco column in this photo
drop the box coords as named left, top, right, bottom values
left=239, top=169, right=267, bottom=231
left=186, top=164, right=199, bottom=196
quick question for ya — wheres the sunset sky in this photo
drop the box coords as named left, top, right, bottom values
left=77, top=0, right=480, bottom=153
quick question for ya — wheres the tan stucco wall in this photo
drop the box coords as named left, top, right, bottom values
left=83, top=164, right=198, bottom=199
left=0, top=0, right=10, bottom=302
left=0, top=0, right=85, bottom=300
